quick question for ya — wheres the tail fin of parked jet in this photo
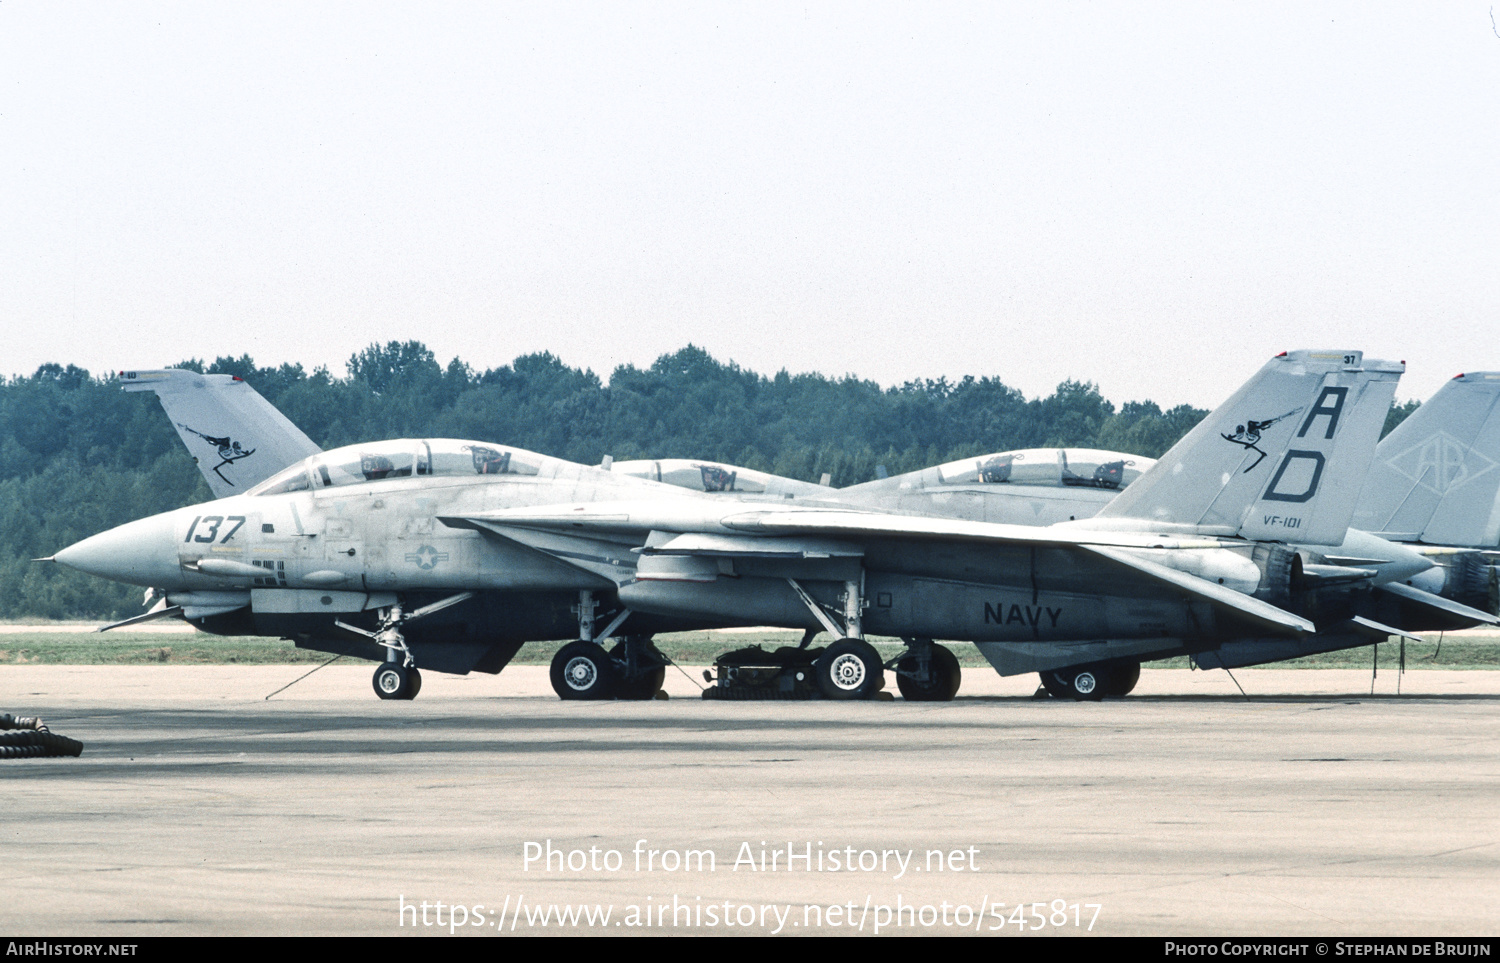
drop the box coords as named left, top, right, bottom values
left=1351, top=372, right=1500, bottom=548
left=119, top=368, right=322, bottom=498
left=1095, top=350, right=1404, bottom=545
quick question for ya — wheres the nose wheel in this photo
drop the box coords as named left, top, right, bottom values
left=372, top=663, right=422, bottom=700
left=337, top=592, right=473, bottom=701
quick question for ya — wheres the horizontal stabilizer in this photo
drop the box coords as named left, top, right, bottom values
left=1339, top=615, right=1423, bottom=643
left=1375, top=581, right=1500, bottom=626
left=1192, top=632, right=1375, bottom=670
left=1083, top=545, right=1314, bottom=636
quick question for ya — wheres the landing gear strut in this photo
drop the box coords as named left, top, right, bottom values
left=790, top=576, right=886, bottom=700
left=609, top=637, right=668, bottom=700
left=697, top=576, right=887, bottom=701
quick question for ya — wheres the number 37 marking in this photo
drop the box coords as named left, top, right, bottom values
left=184, top=515, right=246, bottom=543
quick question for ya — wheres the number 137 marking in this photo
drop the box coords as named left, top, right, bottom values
left=184, top=515, right=246, bottom=543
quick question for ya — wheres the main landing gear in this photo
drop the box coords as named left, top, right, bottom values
left=549, top=637, right=668, bottom=701
left=815, top=636, right=962, bottom=702
left=702, top=579, right=963, bottom=702
left=791, top=576, right=890, bottom=701
left=702, top=576, right=888, bottom=696
left=548, top=592, right=667, bottom=701
left=1038, top=661, right=1141, bottom=701
left=892, top=638, right=961, bottom=702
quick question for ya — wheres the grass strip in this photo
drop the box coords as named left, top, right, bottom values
left=2, top=630, right=1498, bottom=670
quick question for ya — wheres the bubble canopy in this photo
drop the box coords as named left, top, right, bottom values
left=247, top=439, right=545, bottom=496
left=933, top=448, right=1155, bottom=491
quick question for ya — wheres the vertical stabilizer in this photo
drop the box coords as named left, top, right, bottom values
left=119, top=368, right=322, bottom=497
left=1353, top=372, right=1500, bottom=547
left=1096, top=350, right=1403, bottom=545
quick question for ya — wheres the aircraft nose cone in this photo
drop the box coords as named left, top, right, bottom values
left=54, top=512, right=184, bottom=587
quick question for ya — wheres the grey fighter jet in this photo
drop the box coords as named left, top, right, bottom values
left=609, top=459, right=833, bottom=499
left=1355, top=372, right=1500, bottom=548
left=819, top=430, right=1500, bottom=687
left=434, top=350, right=1419, bottom=700
left=620, top=435, right=1494, bottom=696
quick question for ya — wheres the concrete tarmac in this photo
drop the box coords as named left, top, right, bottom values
left=2, top=665, right=1498, bottom=937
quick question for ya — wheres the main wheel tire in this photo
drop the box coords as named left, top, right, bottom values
left=1069, top=667, right=1103, bottom=700
left=1101, top=661, right=1140, bottom=697
left=550, top=641, right=617, bottom=700
left=895, top=644, right=962, bottom=702
left=608, top=638, right=668, bottom=700
left=815, top=639, right=884, bottom=700
left=373, top=663, right=412, bottom=700
left=614, top=665, right=666, bottom=700
left=1039, top=665, right=1105, bottom=701
left=406, top=667, right=423, bottom=700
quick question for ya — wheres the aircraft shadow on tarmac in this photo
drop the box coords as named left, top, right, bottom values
left=6, top=692, right=1500, bottom=779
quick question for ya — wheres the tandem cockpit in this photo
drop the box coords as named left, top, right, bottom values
left=246, top=439, right=550, bottom=496
left=933, top=448, right=1154, bottom=490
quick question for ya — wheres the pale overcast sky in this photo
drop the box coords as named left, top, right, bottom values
left=3, top=2, right=1497, bottom=408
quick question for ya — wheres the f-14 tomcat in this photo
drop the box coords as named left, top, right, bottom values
left=633, top=384, right=1500, bottom=698
left=54, top=349, right=1468, bottom=703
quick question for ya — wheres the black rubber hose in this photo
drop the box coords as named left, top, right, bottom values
left=0, top=714, right=84, bottom=758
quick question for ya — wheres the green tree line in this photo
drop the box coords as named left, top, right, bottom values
left=0, top=343, right=1414, bottom=619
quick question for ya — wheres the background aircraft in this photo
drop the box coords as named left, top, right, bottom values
left=1352, top=371, right=1500, bottom=614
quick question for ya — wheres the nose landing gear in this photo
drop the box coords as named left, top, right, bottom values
left=336, top=592, right=474, bottom=701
